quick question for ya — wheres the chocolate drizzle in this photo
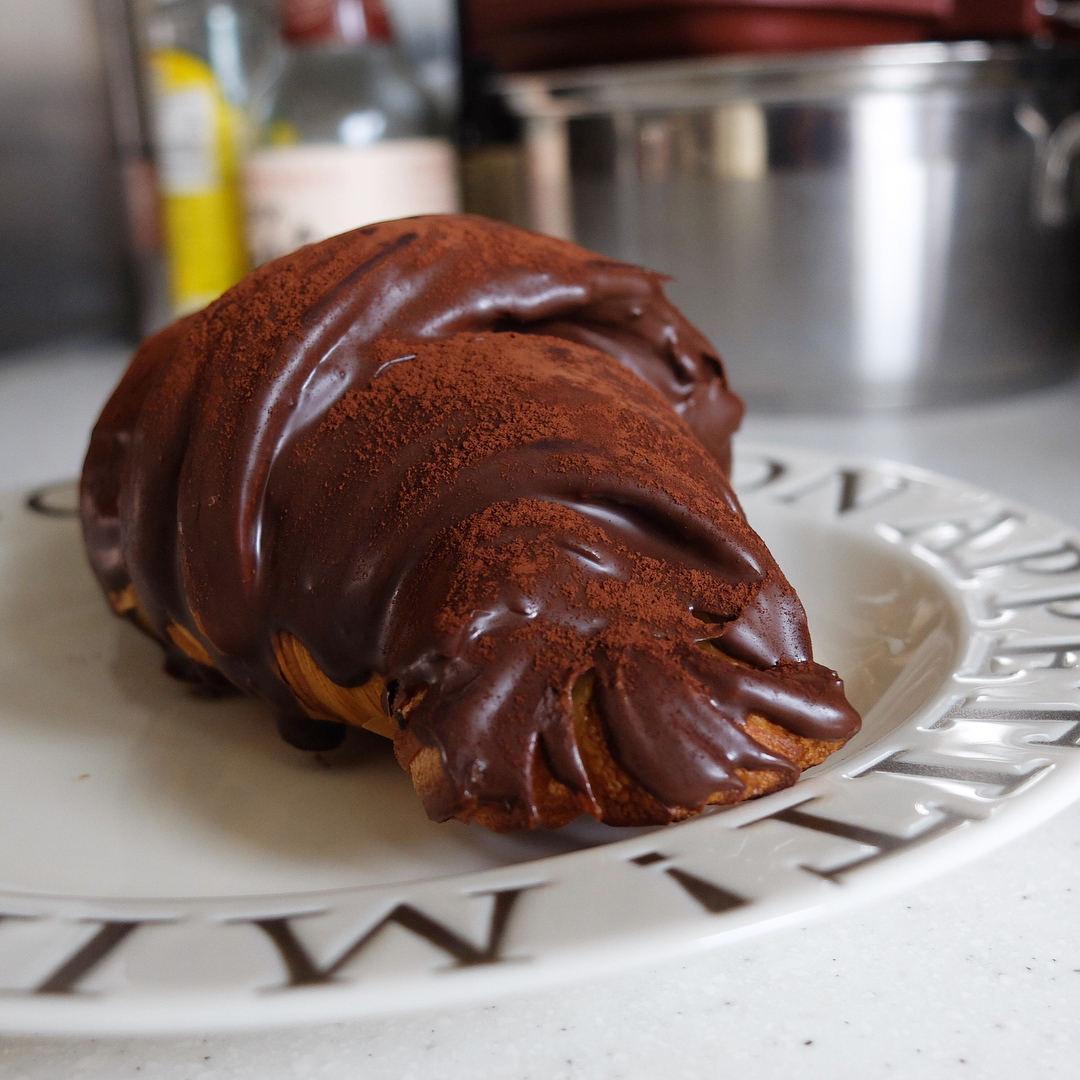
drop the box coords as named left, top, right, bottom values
left=80, top=214, right=859, bottom=828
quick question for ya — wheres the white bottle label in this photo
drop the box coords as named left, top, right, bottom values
left=243, top=139, right=460, bottom=264
left=155, top=87, right=220, bottom=196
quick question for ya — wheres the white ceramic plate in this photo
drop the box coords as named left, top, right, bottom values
left=2, top=442, right=1080, bottom=1035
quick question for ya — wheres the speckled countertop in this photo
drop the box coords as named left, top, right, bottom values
left=1, top=342, right=1079, bottom=1080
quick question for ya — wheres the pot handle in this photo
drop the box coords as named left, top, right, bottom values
left=1016, top=104, right=1080, bottom=227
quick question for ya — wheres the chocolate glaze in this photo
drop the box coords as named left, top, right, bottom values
left=80, top=214, right=859, bottom=826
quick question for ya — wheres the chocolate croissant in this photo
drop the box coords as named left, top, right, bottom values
left=81, top=214, right=859, bottom=831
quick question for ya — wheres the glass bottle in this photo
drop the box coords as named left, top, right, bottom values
left=243, top=0, right=459, bottom=265
left=144, top=0, right=278, bottom=316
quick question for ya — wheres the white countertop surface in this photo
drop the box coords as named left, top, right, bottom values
left=1, top=342, right=1079, bottom=1079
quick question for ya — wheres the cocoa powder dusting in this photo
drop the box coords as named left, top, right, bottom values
left=80, top=214, right=858, bottom=828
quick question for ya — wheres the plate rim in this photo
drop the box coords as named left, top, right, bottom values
left=2, top=440, right=1080, bottom=1034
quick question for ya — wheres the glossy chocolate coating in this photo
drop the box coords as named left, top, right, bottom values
left=80, top=215, right=859, bottom=825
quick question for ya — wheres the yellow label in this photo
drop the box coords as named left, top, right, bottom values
left=267, top=119, right=300, bottom=147
left=150, top=48, right=249, bottom=316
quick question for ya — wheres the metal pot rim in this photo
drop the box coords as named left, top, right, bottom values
left=501, top=41, right=1080, bottom=116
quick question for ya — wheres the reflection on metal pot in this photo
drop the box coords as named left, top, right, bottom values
left=503, top=43, right=1080, bottom=412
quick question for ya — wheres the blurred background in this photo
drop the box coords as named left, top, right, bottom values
left=2, top=0, right=1080, bottom=412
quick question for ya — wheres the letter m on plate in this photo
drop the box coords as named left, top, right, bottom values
left=249, top=886, right=538, bottom=988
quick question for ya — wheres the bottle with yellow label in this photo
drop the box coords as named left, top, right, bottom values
left=144, top=0, right=278, bottom=317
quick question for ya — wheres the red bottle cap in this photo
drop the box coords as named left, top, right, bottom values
left=282, top=0, right=392, bottom=45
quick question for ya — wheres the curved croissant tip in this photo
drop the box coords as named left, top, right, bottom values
left=272, top=639, right=845, bottom=830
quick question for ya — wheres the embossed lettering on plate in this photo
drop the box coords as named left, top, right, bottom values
left=1, top=445, right=1078, bottom=1032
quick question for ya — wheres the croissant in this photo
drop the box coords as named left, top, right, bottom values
left=80, top=214, right=859, bottom=831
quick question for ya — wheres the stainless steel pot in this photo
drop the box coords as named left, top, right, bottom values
left=502, top=43, right=1080, bottom=411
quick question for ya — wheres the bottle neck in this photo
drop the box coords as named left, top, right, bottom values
left=282, top=0, right=392, bottom=46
